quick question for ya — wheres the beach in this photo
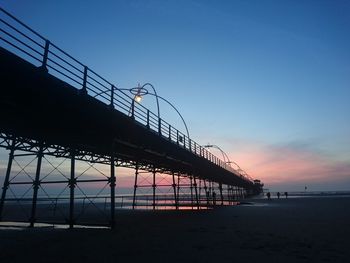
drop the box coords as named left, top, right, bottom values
left=0, top=196, right=349, bottom=263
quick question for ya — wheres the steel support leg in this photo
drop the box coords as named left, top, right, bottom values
left=204, top=180, right=209, bottom=206
left=69, top=150, right=76, bottom=229
left=110, top=153, right=116, bottom=229
left=199, top=179, right=203, bottom=205
left=30, top=143, right=43, bottom=227
left=209, top=181, right=213, bottom=205
left=190, top=177, right=194, bottom=209
left=209, top=181, right=212, bottom=203
left=212, top=182, right=216, bottom=206
left=152, top=167, right=156, bottom=210
left=177, top=175, right=180, bottom=207
left=219, top=183, right=224, bottom=205
left=193, top=177, right=199, bottom=209
left=0, top=138, right=16, bottom=221
left=132, top=163, right=139, bottom=210
left=227, top=185, right=231, bottom=205
left=172, top=173, right=178, bottom=210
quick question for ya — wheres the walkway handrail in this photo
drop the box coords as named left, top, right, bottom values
left=0, top=8, right=253, bottom=184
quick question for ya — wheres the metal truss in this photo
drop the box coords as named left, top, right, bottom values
left=0, top=132, right=248, bottom=228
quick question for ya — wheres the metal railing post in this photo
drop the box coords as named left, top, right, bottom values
left=131, top=99, right=135, bottom=119
left=110, top=85, right=115, bottom=109
left=158, top=119, right=162, bottom=136
left=80, top=66, right=88, bottom=95
left=168, top=125, right=171, bottom=141
left=41, top=40, right=50, bottom=69
left=146, top=110, right=150, bottom=129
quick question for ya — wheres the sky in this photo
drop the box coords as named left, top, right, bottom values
left=1, top=0, right=349, bottom=191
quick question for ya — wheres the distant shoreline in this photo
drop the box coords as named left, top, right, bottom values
left=259, top=190, right=350, bottom=199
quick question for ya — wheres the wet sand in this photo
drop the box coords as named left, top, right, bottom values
left=0, top=196, right=349, bottom=263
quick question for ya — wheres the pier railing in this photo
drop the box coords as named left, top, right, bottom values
left=0, top=8, right=252, bottom=184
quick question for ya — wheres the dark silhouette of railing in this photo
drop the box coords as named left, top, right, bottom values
left=0, top=7, right=252, bottom=184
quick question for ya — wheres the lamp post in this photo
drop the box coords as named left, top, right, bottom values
left=203, top=144, right=231, bottom=165
left=130, top=83, right=161, bottom=134
left=93, top=83, right=190, bottom=140
left=226, top=160, right=242, bottom=170
left=203, top=144, right=252, bottom=181
left=132, top=83, right=190, bottom=140
left=135, top=83, right=160, bottom=122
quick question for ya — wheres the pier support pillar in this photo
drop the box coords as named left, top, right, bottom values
left=0, top=138, right=16, bottom=221
left=152, top=166, right=156, bottom=210
left=198, top=179, right=202, bottom=204
left=227, top=185, right=231, bottom=205
left=132, top=163, right=139, bottom=209
left=29, top=142, right=44, bottom=227
left=109, top=152, right=116, bottom=229
left=204, top=180, right=209, bottom=206
left=190, top=176, right=194, bottom=209
left=219, top=183, right=224, bottom=205
left=177, top=175, right=180, bottom=207
left=68, top=149, right=76, bottom=229
left=193, top=177, right=199, bottom=209
left=172, top=173, right=178, bottom=210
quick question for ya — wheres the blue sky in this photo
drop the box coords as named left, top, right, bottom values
left=1, top=0, right=349, bottom=191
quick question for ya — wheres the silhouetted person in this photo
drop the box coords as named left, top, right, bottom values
left=212, top=191, right=216, bottom=205
left=284, top=192, right=288, bottom=198
left=266, top=192, right=271, bottom=200
left=277, top=192, right=280, bottom=199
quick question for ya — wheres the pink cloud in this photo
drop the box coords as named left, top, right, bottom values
left=225, top=140, right=350, bottom=190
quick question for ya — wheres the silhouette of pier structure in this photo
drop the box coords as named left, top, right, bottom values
left=0, top=8, right=263, bottom=228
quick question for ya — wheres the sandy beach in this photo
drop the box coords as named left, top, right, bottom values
left=0, top=196, right=349, bottom=263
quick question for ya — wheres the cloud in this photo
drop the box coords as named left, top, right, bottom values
left=224, top=139, right=350, bottom=191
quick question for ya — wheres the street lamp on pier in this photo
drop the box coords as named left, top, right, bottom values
left=95, top=83, right=190, bottom=140
left=203, top=144, right=252, bottom=181
left=203, top=144, right=231, bottom=165
left=132, top=83, right=190, bottom=140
